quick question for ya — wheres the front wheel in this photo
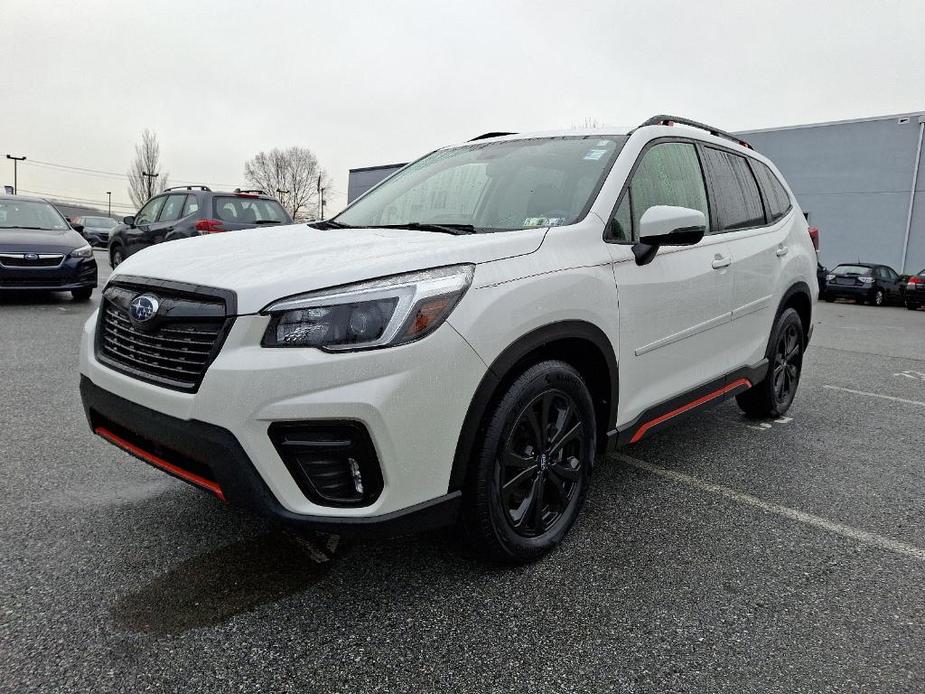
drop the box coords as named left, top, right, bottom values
left=736, top=307, right=804, bottom=419
left=110, top=245, right=125, bottom=268
left=71, top=287, right=93, bottom=301
left=462, top=360, right=596, bottom=563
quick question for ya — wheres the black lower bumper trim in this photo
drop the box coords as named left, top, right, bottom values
left=79, top=376, right=461, bottom=537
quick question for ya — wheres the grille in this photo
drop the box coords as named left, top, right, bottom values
left=268, top=422, right=384, bottom=507
left=96, top=281, right=235, bottom=392
left=0, top=253, right=64, bottom=268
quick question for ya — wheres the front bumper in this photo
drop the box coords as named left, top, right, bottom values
left=79, top=310, right=487, bottom=530
left=0, top=256, right=97, bottom=290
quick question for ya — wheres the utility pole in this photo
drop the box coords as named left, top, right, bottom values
left=106, top=191, right=112, bottom=217
left=142, top=171, right=158, bottom=201
left=320, top=187, right=326, bottom=220
left=317, top=174, right=322, bottom=220
left=6, top=154, right=26, bottom=194
left=276, top=187, right=289, bottom=206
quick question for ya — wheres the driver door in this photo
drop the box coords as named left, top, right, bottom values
left=606, top=140, right=735, bottom=426
left=125, top=195, right=166, bottom=257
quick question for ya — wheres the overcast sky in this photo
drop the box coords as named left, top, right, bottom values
left=2, top=0, right=923, bottom=215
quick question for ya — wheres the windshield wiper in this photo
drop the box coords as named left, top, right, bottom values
left=308, top=220, right=353, bottom=230
left=0, top=225, right=52, bottom=230
left=253, top=219, right=283, bottom=225
left=378, top=222, right=476, bottom=235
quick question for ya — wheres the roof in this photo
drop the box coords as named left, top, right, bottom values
left=0, top=194, right=51, bottom=203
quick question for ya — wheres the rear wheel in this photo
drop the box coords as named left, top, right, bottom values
left=869, top=288, right=885, bottom=306
left=907, top=303, right=921, bottom=311
left=736, top=307, right=804, bottom=419
left=462, top=360, right=595, bottom=563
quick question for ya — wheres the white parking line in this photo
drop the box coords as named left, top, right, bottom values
left=822, top=385, right=925, bottom=407
left=614, top=453, right=925, bottom=561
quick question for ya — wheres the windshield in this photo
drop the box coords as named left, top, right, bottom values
left=833, top=264, right=873, bottom=275
left=0, top=199, right=70, bottom=230
left=83, top=216, right=117, bottom=228
left=335, top=136, right=627, bottom=232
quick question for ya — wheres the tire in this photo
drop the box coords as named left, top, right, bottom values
left=822, top=293, right=834, bottom=302
left=736, top=307, right=804, bottom=419
left=907, top=303, right=921, bottom=311
left=71, top=287, right=93, bottom=301
left=462, top=360, right=596, bottom=563
left=110, top=245, right=125, bottom=268
left=870, top=289, right=885, bottom=306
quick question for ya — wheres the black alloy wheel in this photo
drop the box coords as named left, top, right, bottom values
left=498, top=389, right=584, bottom=537
left=462, top=360, right=595, bottom=563
left=736, top=307, right=804, bottom=419
left=772, top=322, right=801, bottom=409
left=111, top=246, right=125, bottom=268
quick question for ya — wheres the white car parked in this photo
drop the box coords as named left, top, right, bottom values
left=79, top=116, right=816, bottom=562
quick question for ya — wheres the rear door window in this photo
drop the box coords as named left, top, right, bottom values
left=701, top=148, right=765, bottom=232
left=158, top=194, right=188, bottom=223
left=751, top=161, right=791, bottom=221
left=213, top=197, right=288, bottom=224
left=182, top=195, right=200, bottom=217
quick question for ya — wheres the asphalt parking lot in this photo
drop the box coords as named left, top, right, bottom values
left=1, top=252, right=923, bottom=693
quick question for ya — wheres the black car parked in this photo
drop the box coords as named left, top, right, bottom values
left=108, top=186, right=293, bottom=267
left=821, top=262, right=905, bottom=306
left=0, top=195, right=98, bottom=300
left=905, top=269, right=925, bottom=310
left=74, top=215, right=119, bottom=247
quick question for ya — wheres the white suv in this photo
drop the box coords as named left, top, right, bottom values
left=79, top=116, right=816, bottom=562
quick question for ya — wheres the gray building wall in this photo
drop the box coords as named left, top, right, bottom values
left=347, top=163, right=406, bottom=204
left=740, top=113, right=925, bottom=273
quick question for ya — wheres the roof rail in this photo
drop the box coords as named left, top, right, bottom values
left=234, top=188, right=266, bottom=195
left=469, top=131, right=516, bottom=141
left=633, top=115, right=753, bottom=150
left=164, top=185, right=212, bottom=192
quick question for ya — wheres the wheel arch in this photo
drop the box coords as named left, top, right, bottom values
left=772, top=281, right=812, bottom=353
left=448, top=320, right=618, bottom=493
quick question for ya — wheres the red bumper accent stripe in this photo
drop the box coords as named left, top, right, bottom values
left=629, top=377, right=752, bottom=444
left=94, top=426, right=226, bottom=501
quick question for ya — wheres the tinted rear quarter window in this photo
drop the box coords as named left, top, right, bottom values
left=701, top=148, right=765, bottom=232
left=751, top=161, right=791, bottom=221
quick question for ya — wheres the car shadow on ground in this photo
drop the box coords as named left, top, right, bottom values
left=0, top=290, right=88, bottom=306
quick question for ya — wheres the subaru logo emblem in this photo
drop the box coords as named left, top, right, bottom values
left=24, top=253, right=39, bottom=261
left=130, top=294, right=160, bottom=323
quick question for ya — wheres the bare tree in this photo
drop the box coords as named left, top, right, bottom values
left=244, top=146, right=330, bottom=221
left=127, top=129, right=169, bottom=209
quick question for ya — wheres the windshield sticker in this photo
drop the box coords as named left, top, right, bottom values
left=583, top=149, right=607, bottom=161
left=523, top=217, right=567, bottom=228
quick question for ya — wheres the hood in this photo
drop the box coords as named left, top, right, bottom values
left=0, top=227, right=88, bottom=254
left=112, top=223, right=546, bottom=314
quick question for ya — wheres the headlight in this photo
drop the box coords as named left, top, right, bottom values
left=826, top=273, right=835, bottom=281
left=70, top=244, right=93, bottom=258
left=261, top=264, right=475, bottom=350
left=859, top=276, right=874, bottom=284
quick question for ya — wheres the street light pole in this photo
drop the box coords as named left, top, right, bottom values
left=142, top=171, right=158, bottom=201
left=106, top=191, right=112, bottom=217
left=6, top=154, right=26, bottom=194
left=320, top=187, right=326, bottom=220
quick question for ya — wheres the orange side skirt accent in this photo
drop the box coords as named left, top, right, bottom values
left=629, top=378, right=752, bottom=444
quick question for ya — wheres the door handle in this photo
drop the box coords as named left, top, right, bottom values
left=776, top=245, right=789, bottom=257
left=711, top=255, right=732, bottom=269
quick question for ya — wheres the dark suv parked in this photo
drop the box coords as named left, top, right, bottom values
left=822, top=262, right=905, bottom=306
left=108, top=186, right=293, bottom=267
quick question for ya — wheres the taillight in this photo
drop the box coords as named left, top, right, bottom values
left=807, top=226, right=819, bottom=251
left=909, top=276, right=924, bottom=286
left=195, top=219, right=225, bottom=233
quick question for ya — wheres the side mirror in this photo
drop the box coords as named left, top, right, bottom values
left=632, top=205, right=706, bottom=266
left=122, top=215, right=136, bottom=227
